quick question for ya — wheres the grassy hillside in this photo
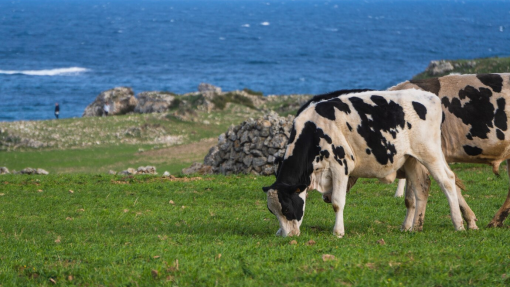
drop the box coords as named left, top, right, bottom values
left=0, top=95, right=310, bottom=174
left=413, top=56, right=510, bottom=79
left=0, top=163, right=509, bottom=286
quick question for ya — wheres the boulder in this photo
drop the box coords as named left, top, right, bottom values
left=136, top=166, right=157, bottom=174
left=119, top=168, right=137, bottom=175
left=198, top=83, right=222, bottom=100
left=182, top=162, right=213, bottom=175
left=0, top=167, right=10, bottom=174
left=134, top=92, right=175, bottom=114
left=426, top=60, right=454, bottom=76
left=82, top=87, right=138, bottom=117
left=17, top=168, right=49, bottom=175
left=198, top=83, right=221, bottom=94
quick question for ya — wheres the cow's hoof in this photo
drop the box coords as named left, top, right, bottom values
left=333, top=231, right=344, bottom=238
left=467, top=222, right=479, bottom=230
left=276, top=228, right=283, bottom=236
left=456, top=225, right=466, bottom=231
left=400, top=225, right=412, bottom=232
left=487, top=221, right=503, bottom=228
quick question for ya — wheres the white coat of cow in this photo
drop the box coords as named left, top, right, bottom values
left=263, top=90, right=465, bottom=237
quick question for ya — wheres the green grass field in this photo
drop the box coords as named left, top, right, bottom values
left=1, top=163, right=509, bottom=286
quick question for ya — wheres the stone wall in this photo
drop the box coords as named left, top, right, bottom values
left=202, top=111, right=294, bottom=176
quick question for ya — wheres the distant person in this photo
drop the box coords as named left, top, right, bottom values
left=54, top=103, right=60, bottom=119
left=104, top=102, right=110, bottom=116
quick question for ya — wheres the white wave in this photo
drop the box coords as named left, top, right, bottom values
left=0, top=67, right=90, bottom=76
left=241, top=24, right=250, bottom=28
left=260, top=22, right=270, bottom=26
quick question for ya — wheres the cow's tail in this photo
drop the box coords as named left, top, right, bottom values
left=454, top=172, right=465, bottom=191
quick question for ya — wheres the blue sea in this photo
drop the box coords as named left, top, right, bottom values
left=1, top=0, right=510, bottom=121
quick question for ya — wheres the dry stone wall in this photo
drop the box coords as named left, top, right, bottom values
left=203, top=111, right=294, bottom=176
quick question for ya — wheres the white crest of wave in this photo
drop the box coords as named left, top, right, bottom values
left=0, top=67, right=90, bottom=76
left=260, top=22, right=270, bottom=26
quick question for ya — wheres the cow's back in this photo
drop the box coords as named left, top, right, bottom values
left=297, top=90, right=442, bottom=179
left=390, top=73, right=510, bottom=165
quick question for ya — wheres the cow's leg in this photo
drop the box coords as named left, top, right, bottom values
left=419, top=158, right=464, bottom=231
left=455, top=176, right=478, bottom=229
left=395, top=179, right=406, bottom=198
left=402, top=159, right=430, bottom=231
left=488, top=159, right=510, bottom=227
left=322, top=177, right=358, bottom=203
left=331, top=174, right=349, bottom=238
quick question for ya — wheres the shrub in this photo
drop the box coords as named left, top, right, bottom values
left=242, top=88, right=264, bottom=97
left=212, top=92, right=256, bottom=110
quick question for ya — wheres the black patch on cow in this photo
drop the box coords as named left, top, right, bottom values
left=463, top=145, right=483, bottom=156
left=346, top=122, right=352, bottom=131
left=296, top=89, right=374, bottom=116
left=288, top=126, right=297, bottom=144
left=343, top=159, right=348, bottom=175
left=315, top=98, right=351, bottom=121
left=477, top=74, right=503, bottom=93
left=315, top=157, right=319, bottom=163
left=332, top=145, right=346, bottom=165
left=466, top=133, right=473, bottom=140
left=495, top=98, right=507, bottom=131
left=407, top=122, right=412, bottom=129
left=351, top=155, right=354, bottom=161
left=263, top=121, right=334, bottom=221
left=409, top=78, right=441, bottom=95
left=497, top=129, right=505, bottom=140
left=442, top=112, right=445, bottom=124
left=441, top=86, right=495, bottom=139
left=412, top=101, right=427, bottom=120
left=349, top=96, right=406, bottom=165
left=319, top=150, right=330, bottom=161
left=366, top=148, right=371, bottom=155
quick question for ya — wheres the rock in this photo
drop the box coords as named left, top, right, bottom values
left=36, top=168, right=49, bottom=175
left=120, top=168, right=137, bottom=175
left=252, top=157, right=267, bottom=167
left=426, top=60, right=454, bottom=76
left=134, top=91, right=175, bottom=113
left=136, top=166, right=157, bottom=174
left=82, top=87, right=138, bottom=117
left=182, top=162, right=213, bottom=175
left=204, top=146, right=220, bottom=166
left=17, top=168, right=49, bottom=175
left=108, top=170, right=117, bottom=175
left=162, top=171, right=171, bottom=177
left=0, top=167, right=10, bottom=174
left=198, top=83, right=222, bottom=94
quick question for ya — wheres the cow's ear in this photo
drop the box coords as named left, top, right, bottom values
left=262, top=186, right=271, bottom=193
left=294, top=184, right=307, bottom=193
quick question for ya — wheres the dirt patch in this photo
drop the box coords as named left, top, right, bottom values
left=134, top=138, right=217, bottom=164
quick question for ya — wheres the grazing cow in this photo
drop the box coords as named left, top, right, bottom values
left=390, top=73, right=510, bottom=228
left=263, top=89, right=465, bottom=237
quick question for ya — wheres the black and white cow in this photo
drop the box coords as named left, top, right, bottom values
left=388, top=73, right=510, bottom=228
left=263, top=89, right=465, bottom=237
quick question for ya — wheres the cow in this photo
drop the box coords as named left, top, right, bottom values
left=389, top=73, right=510, bottom=228
left=263, top=89, right=465, bottom=237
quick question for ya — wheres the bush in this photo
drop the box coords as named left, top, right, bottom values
left=211, top=92, right=256, bottom=110
left=242, top=88, right=264, bottom=97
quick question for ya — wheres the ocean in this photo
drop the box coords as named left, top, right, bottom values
left=1, top=0, right=509, bottom=121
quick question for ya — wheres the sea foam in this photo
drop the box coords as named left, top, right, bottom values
left=0, top=67, right=90, bottom=76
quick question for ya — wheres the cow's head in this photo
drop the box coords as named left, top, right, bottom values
left=262, top=182, right=307, bottom=237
